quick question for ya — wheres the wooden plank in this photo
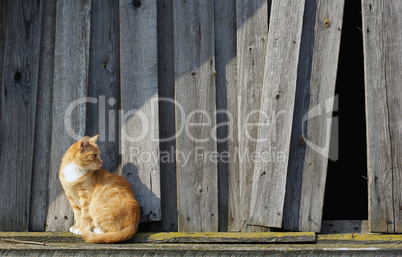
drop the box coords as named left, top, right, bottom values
left=317, top=234, right=402, bottom=245
left=249, top=0, right=306, bottom=228
left=214, top=0, right=236, bottom=232
left=29, top=0, right=57, bottom=232
left=362, top=0, right=402, bottom=233
left=1, top=242, right=402, bottom=257
left=144, top=0, right=177, bottom=232
left=0, top=0, right=42, bottom=231
left=46, top=0, right=91, bottom=231
left=233, top=0, right=270, bottom=232
left=132, top=232, right=316, bottom=244
left=119, top=0, right=160, bottom=223
left=86, top=0, right=120, bottom=174
left=174, top=0, right=218, bottom=232
left=321, top=220, right=369, bottom=234
left=0, top=232, right=316, bottom=244
left=2, top=232, right=402, bottom=256
left=283, top=0, right=345, bottom=232
left=0, top=0, right=4, bottom=160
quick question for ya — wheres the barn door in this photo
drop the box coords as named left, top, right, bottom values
left=362, top=0, right=402, bottom=233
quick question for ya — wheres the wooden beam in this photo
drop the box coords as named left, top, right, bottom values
left=0, top=232, right=316, bottom=244
left=0, top=0, right=43, bottom=231
left=362, top=0, right=402, bottom=233
left=249, top=0, right=305, bottom=228
left=317, top=233, right=402, bottom=245
left=283, top=0, right=345, bottom=232
left=119, top=0, right=160, bottom=223
left=174, top=0, right=218, bottom=232
left=1, top=232, right=401, bottom=256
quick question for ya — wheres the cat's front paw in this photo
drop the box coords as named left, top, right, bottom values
left=69, top=226, right=82, bottom=235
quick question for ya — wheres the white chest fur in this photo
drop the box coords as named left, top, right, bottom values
left=62, top=163, right=87, bottom=183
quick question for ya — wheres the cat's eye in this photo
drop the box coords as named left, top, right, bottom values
left=94, top=154, right=97, bottom=158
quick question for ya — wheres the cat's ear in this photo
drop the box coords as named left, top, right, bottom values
left=89, top=135, right=99, bottom=144
left=80, top=136, right=90, bottom=152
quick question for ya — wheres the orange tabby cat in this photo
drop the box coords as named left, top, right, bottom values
left=59, top=135, right=140, bottom=243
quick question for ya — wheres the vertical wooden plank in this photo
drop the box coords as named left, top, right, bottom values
left=0, top=0, right=42, bottom=231
left=86, top=0, right=120, bottom=174
left=233, top=0, right=270, bottom=232
left=144, top=0, right=177, bottom=232
left=119, top=0, right=160, bottom=223
left=46, top=0, right=91, bottom=231
left=214, top=0, right=236, bottom=232
left=283, top=0, right=345, bottom=232
left=174, top=0, right=218, bottom=232
left=0, top=0, right=4, bottom=141
left=249, top=0, right=305, bottom=228
left=156, top=0, right=176, bottom=231
left=29, top=0, right=57, bottom=231
left=362, top=0, right=402, bottom=233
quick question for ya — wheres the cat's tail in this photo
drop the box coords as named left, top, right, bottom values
left=82, top=224, right=138, bottom=244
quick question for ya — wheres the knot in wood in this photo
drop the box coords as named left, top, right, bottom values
left=197, top=186, right=205, bottom=196
left=14, top=71, right=22, bottom=83
left=275, top=92, right=281, bottom=101
left=132, top=0, right=141, bottom=8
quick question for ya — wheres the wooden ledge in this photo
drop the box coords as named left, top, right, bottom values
left=318, top=233, right=402, bottom=244
left=0, top=232, right=315, bottom=244
left=1, top=232, right=401, bottom=256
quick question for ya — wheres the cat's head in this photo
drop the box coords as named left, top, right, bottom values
left=67, top=135, right=103, bottom=171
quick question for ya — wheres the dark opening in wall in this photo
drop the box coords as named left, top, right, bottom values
left=323, top=0, right=368, bottom=220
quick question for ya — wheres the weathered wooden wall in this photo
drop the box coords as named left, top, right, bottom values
left=0, top=0, right=400, bottom=234
left=0, top=0, right=42, bottom=231
left=362, top=0, right=402, bottom=234
left=283, top=0, right=345, bottom=232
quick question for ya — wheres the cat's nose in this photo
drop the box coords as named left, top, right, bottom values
left=100, top=159, right=103, bottom=164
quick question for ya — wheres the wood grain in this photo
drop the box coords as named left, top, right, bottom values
left=249, top=0, right=306, bottom=228
left=321, top=220, right=369, bottom=234
left=29, top=0, right=56, bottom=232
left=283, top=0, right=345, bottom=232
left=86, top=0, right=120, bottom=174
left=214, top=0, right=236, bottom=232
left=233, top=0, right=270, bottom=232
left=174, top=0, right=218, bottom=232
left=119, top=0, right=160, bottom=223
left=145, top=0, right=177, bottom=232
left=46, top=0, right=91, bottom=231
left=362, top=0, right=402, bottom=233
left=0, top=231, right=316, bottom=244
left=0, top=0, right=42, bottom=231
left=0, top=0, right=3, bottom=134
left=131, top=232, right=316, bottom=243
